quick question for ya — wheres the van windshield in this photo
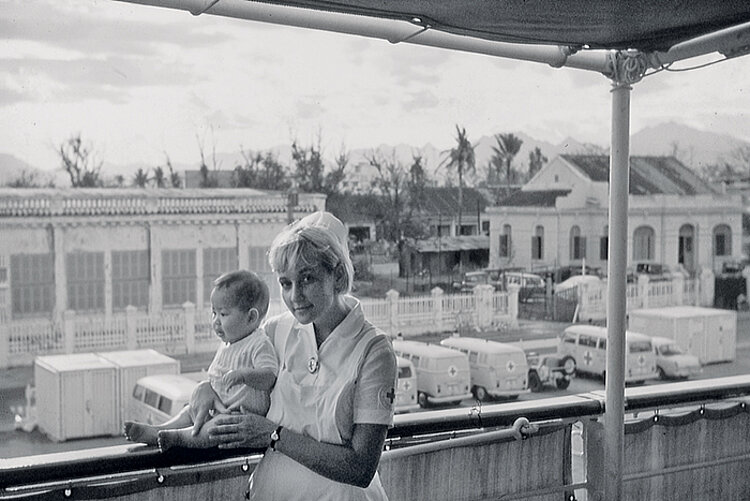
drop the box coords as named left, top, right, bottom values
left=629, top=340, right=653, bottom=353
left=398, top=366, right=413, bottom=378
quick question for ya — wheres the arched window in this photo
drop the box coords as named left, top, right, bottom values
left=569, top=226, right=586, bottom=260
left=531, top=225, right=544, bottom=260
left=713, top=224, right=732, bottom=256
left=499, top=224, right=511, bottom=258
left=632, top=226, right=655, bottom=261
left=600, top=225, right=609, bottom=261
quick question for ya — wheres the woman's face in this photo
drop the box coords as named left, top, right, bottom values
left=277, top=263, right=337, bottom=325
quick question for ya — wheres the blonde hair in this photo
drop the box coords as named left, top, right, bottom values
left=268, top=213, right=354, bottom=295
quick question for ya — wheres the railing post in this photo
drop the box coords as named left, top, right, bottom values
left=638, top=274, right=650, bottom=309
left=585, top=418, right=606, bottom=501
left=741, top=266, right=750, bottom=301
left=125, top=305, right=138, bottom=350
left=507, top=284, right=519, bottom=328
left=474, top=284, right=494, bottom=330
left=386, top=289, right=400, bottom=337
left=0, top=323, right=8, bottom=369
left=183, top=301, right=196, bottom=354
left=672, top=272, right=685, bottom=306
left=699, top=267, right=715, bottom=307
left=63, top=310, right=75, bottom=354
left=431, top=287, right=444, bottom=333
left=579, top=282, right=590, bottom=322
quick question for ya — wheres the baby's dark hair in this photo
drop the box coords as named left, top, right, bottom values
left=212, top=270, right=270, bottom=319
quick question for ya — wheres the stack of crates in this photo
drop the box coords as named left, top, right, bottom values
left=628, top=306, right=736, bottom=364
left=34, top=349, right=180, bottom=441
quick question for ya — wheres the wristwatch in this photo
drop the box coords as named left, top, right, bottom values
left=269, top=425, right=283, bottom=450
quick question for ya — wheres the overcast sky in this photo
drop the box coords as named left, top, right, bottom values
left=2, top=0, right=749, bottom=172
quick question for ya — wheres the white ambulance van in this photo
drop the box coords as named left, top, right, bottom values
left=439, top=336, right=528, bottom=401
left=557, top=324, right=658, bottom=384
left=392, top=340, right=473, bottom=408
left=394, top=356, right=420, bottom=413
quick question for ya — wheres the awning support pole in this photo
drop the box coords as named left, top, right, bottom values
left=603, top=78, right=632, bottom=501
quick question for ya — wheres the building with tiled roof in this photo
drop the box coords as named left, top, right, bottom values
left=486, top=155, right=742, bottom=274
left=0, top=188, right=325, bottom=321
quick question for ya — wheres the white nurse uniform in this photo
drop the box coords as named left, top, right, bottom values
left=246, top=297, right=397, bottom=500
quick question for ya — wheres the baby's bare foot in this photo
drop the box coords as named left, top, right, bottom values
left=157, top=429, right=183, bottom=452
left=123, top=421, right=159, bottom=446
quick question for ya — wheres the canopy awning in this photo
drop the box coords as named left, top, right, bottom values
left=242, top=0, right=750, bottom=51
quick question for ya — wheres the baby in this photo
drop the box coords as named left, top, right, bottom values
left=124, top=269, right=278, bottom=451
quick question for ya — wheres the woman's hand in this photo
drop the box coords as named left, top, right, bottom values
left=190, top=380, right=227, bottom=436
left=208, top=413, right=276, bottom=449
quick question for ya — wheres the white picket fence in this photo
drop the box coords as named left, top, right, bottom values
left=573, top=271, right=711, bottom=322
left=0, top=286, right=518, bottom=369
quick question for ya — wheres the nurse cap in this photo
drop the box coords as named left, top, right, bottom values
left=297, top=211, right=348, bottom=250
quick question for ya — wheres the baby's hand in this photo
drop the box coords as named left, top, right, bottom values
left=222, top=370, right=244, bottom=388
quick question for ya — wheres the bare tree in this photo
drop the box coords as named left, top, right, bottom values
left=291, top=134, right=325, bottom=193
left=323, top=145, right=349, bottom=195
left=59, top=134, right=102, bottom=187
left=164, top=155, right=181, bottom=187
left=196, top=132, right=220, bottom=188
left=731, top=145, right=750, bottom=180
left=5, top=169, right=54, bottom=188
left=368, top=151, right=409, bottom=243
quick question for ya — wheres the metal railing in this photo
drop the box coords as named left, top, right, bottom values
left=3, top=375, right=750, bottom=500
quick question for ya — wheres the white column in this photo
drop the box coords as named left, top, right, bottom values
left=431, top=287, right=444, bottom=333
left=148, top=223, right=162, bottom=313
left=52, top=225, right=67, bottom=320
left=104, top=250, right=112, bottom=318
left=604, top=81, right=631, bottom=501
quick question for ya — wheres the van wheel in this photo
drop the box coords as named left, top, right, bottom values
left=473, top=386, right=489, bottom=401
left=528, top=371, right=542, bottom=392
left=657, top=367, right=667, bottom=380
left=556, top=377, right=571, bottom=390
left=562, top=356, right=576, bottom=375
left=417, top=392, right=430, bottom=408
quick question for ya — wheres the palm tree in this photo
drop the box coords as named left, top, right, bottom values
left=493, top=133, right=524, bottom=197
left=442, top=125, right=475, bottom=235
left=133, top=168, right=149, bottom=188
left=152, top=166, right=166, bottom=188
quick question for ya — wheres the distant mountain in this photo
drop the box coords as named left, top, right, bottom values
left=3, top=122, right=748, bottom=187
left=630, top=122, right=749, bottom=172
left=0, top=153, right=60, bottom=186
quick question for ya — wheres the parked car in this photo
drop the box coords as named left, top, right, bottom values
left=500, top=271, right=546, bottom=302
left=651, top=336, right=702, bottom=380
left=452, top=270, right=491, bottom=293
left=627, top=261, right=681, bottom=282
left=526, top=352, right=571, bottom=392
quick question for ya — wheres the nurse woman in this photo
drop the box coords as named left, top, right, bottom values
left=197, top=211, right=398, bottom=500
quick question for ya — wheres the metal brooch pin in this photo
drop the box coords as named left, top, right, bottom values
left=307, top=356, right=319, bottom=374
